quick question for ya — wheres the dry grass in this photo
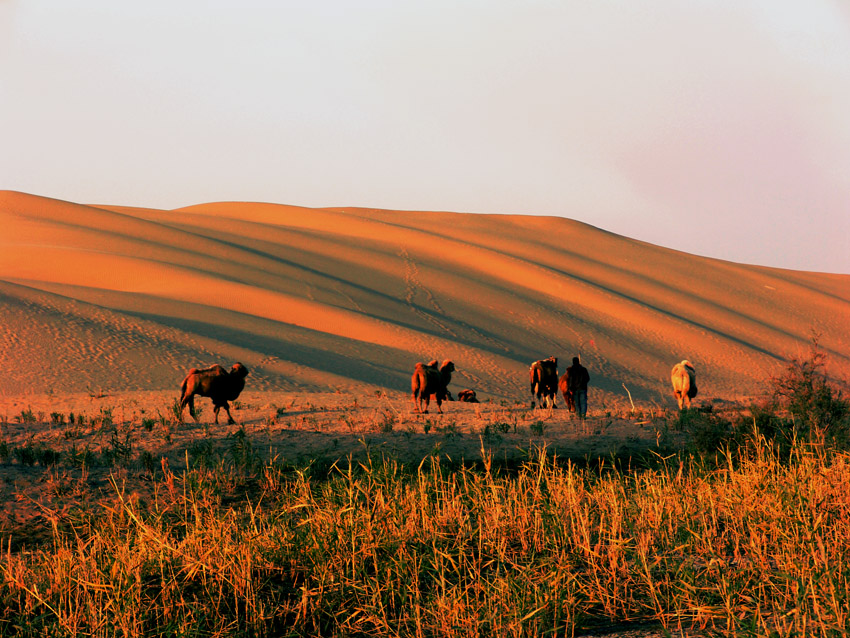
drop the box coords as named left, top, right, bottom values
left=1, top=433, right=848, bottom=637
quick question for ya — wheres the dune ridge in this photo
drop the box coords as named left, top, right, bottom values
left=1, top=190, right=847, bottom=407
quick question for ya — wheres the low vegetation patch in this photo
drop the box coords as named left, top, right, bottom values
left=0, top=434, right=848, bottom=637
left=677, top=335, right=850, bottom=460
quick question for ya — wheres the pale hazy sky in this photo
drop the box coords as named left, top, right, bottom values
left=2, top=1, right=849, bottom=273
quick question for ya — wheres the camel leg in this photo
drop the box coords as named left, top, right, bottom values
left=214, top=401, right=235, bottom=424
left=213, top=405, right=221, bottom=424
left=187, top=396, right=200, bottom=423
left=564, top=391, right=575, bottom=412
left=422, top=394, right=430, bottom=414
left=179, top=395, right=196, bottom=423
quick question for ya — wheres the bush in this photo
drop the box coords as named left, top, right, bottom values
left=745, top=403, right=791, bottom=444
left=677, top=332, right=850, bottom=455
left=767, top=334, right=850, bottom=447
left=16, top=407, right=36, bottom=424
left=715, top=335, right=850, bottom=457
left=676, top=408, right=742, bottom=456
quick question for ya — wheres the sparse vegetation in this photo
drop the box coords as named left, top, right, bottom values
left=768, top=334, right=849, bottom=447
left=15, top=407, right=36, bottom=424
left=169, top=398, right=183, bottom=422
left=676, top=336, right=850, bottom=459
left=1, top=351, right=849, bottom=637
left=91, top=406, right=113, bottom=429
left=437, top=421, right=461, bottom=439
left=0, top=436, right=848, bottom=636
left=376, top=409, right=396, bottom=433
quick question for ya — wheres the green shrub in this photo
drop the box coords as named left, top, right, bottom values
left=13, top=444, right=37, bottom=466
left=482, top=424, right=503, bottom=444
left=103, top=431, right=133, bottom=468
left=66, top=445, right=96, bottom=469
left=716, top=335, right=850, bottom=458
left=227, top=427, right=255, bottom=469
left=170, top=399, right=183, bottom=422
left=770, top=335, right=849, bottom=445
left=138, top=450, right=157, bottom=474
left=377, top=409, right=395, bottom=433
left=16, top=407, right=36, bottom=424
left=35, top=447, right=61, bottom=466
left=676, top=408, right=741, bottom=456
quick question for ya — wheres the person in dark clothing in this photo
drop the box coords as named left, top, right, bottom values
left=565, top=356, right=590, bottom=419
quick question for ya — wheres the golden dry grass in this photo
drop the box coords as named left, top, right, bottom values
left=1, top=428, right=848, bottom=637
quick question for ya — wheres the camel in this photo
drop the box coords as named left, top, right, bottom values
left=179, top=362, right=249, bottom=424
left=671, top=360, right=697, bottom=409
left=530, top=356, right=559, bottom=408
left=411, top=359, right=455, bottom=413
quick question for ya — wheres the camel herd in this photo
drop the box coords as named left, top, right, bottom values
left=407, top=356, right=697, bottom=415
left=176, top=357, right=697, bottom=421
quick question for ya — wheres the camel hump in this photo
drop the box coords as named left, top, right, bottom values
left=191, top=364, right=226, bottom=374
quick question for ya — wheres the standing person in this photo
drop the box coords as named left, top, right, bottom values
left=566, top=356, right=590, bottom=419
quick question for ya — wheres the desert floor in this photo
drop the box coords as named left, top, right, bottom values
left=0, top=388, right=684, bottom=549
left=1, top=388, right=698, bottom=637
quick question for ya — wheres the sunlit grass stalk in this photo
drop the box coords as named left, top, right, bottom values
left=2, top=439, right=849, bottom=637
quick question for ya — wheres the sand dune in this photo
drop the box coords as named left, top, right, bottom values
left=1, top=190, right=848, bottom=408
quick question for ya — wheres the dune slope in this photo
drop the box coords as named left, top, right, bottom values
left=1, top=190, right=847, bottom=406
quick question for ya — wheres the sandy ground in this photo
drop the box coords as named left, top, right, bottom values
left=0, top=388, right=680, bottom=547
left=0, top=388, right=699, bottom=637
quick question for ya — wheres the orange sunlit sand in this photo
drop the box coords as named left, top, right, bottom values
left=1, top=189, right=848, bottom=405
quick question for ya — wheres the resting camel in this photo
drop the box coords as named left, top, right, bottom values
left=411, top=359, right=455, bottom=413
left=530, top=356, right=559, bottom=409
left=457, top=389, right=479, bottom=403
left=671, top=360, right=697, bottom=409
left=179, top=362, right=249, bottom=424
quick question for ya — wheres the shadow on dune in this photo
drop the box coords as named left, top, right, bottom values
left=128, top=307, right=674, bottom=403
left=127, top=309, right=422, bottom=390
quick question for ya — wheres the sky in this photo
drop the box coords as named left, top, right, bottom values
left=1, top=1, right=849, bottom=274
